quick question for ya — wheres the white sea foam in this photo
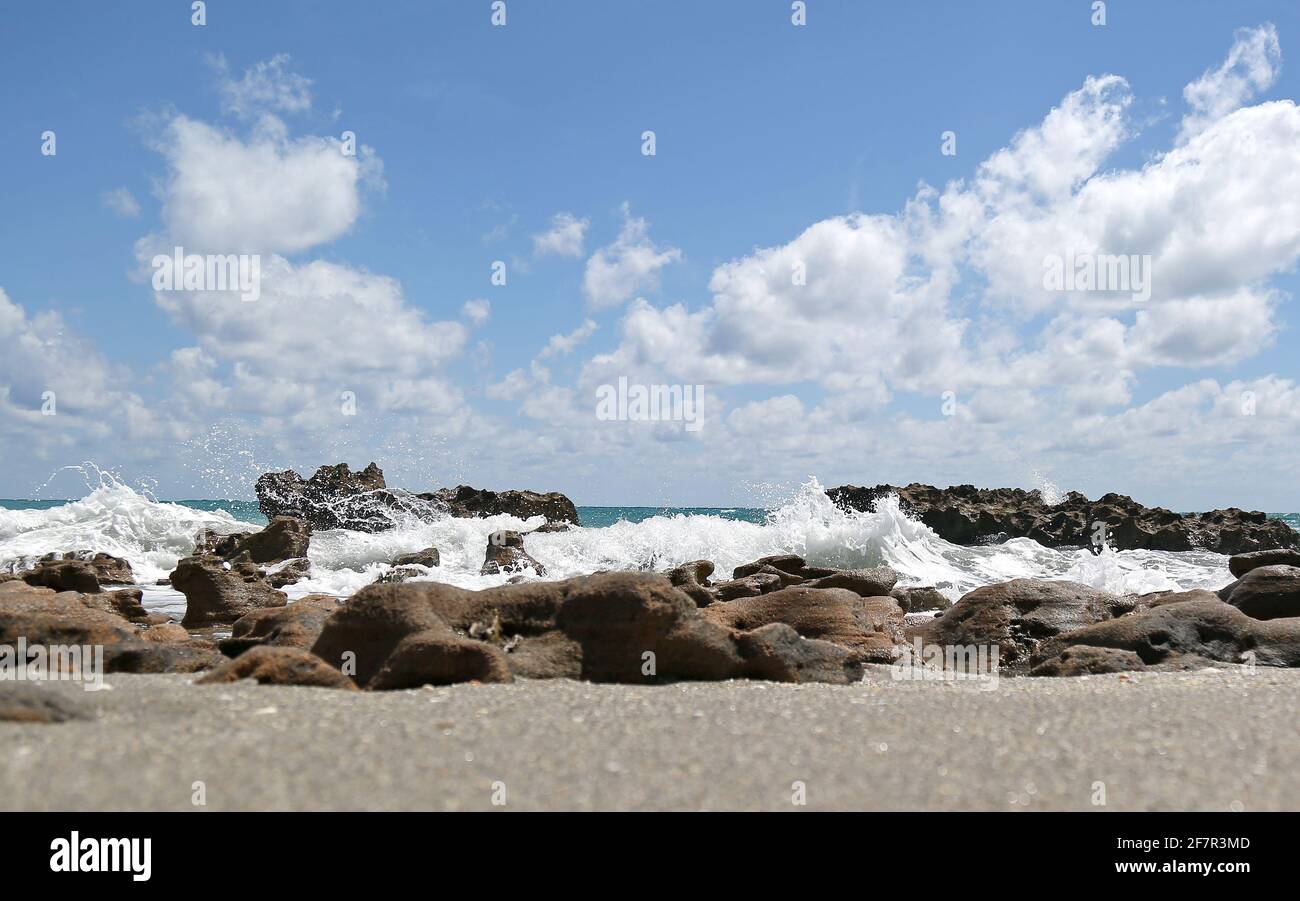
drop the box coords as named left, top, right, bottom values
left=1, top=475, right=1236, bottom=614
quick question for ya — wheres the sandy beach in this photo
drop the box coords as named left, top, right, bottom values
left=4, top=667, right=1298, bottom=812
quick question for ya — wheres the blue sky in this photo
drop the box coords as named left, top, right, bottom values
left=2, top=1, right=1299, bottom=510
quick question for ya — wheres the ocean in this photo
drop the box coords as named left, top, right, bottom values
left=3, top=479, right=1296, bottom=622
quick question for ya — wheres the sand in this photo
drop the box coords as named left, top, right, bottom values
left=2, top=667, right=1298, bottom=811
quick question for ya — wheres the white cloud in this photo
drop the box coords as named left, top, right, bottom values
left=215, top=54, right=314, bottom=120
left=462, top=298, right=491, bottom=325
left=102, top=187, right=140, bottom=218
left=532, top=212, right=589, bottom=258
left=583, top=203, right=682, bottom=308
left=538, top=319, right=598, bottom=358
left=1179, top=24, right=1281, bottom=142
left=149, top=113, right=379, bottom=256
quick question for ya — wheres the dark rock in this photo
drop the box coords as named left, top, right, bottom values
left=1222, top=565, right=1300, bottom=620
left=369, top=631, right=513, bottom=689
left=22, top=559, right=102, bottom=594
left=421, top=484, right=579, bottom=525
left=1229, top=549, right=1300, bottom=578
left=1042, top=597, right=1300, bottom=666
left=392, top=547, right=440, bottom=568
left=267, top=557, right=311, bottom=588
left=1029, top=645, right=1148, bottom=677
left=228, top=516, right=311, bottom=564
left=103, top=641, right=224, bottom=674
left=481, top=530, right=545, bottom=576
left=194, top=528, right=250, bottom=557
left=256, top=462, right=434, bottom=532
left=891, top=586, right=950, bottom=612
left=667, top=560, right=716, bottom=607
left=196, top=646, right=358, bottom=690
left=828, top=483, right=1300, bottom=553
left=38, top=551, right=134, bottom=584
left=735, top=623, right=866, bottom=683
left=920, top=579, right=1132, bottom=670
left=711, top=572, right=785, bottom=601
left=803, top=567, right=898, bottom=597
left=0, top=684, right=90, bottom=723
left=172, top=555, right=287, bottom=627
left=531, top=521, right=572, bottom=533
left=224, top=595, right=339, bottom=653
left=732, top=554, right=810, bottom=579
left=1134, top=588, right=1221, bottom=609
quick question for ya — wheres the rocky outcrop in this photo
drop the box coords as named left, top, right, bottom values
left=37, top=551, right=134, bottom=584
left=219, top=594, right=339, bottom=655
left=227, top=516, right=311, bottom=564
left=310, top=572, right=890, bottom=689
left=1228, top=549, right=1300, bottom=578
left=827, top=483, right=1300, bottom=553
left=420, top=485, right=579, bottom=525
left=919, top=579, right=1134, bottom=670
left=480, top=530, right=545, bottom=576
left=197, top=646, right=358, bottom=690
left=255, top=462, right=581, bottom=532
left=172, top=555, right=287, bottom=627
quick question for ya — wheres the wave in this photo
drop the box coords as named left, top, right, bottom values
left=1, top=474, right=1237, bottom=616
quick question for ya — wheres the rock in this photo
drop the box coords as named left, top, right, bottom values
left=732, top=554, right=810, bottom=579
left=481, top=530, right=545, bottom=576
left=1029, top=645, right=1148, bottom=677
left=667, top=560, right=716, bottom=606
left=141, top=623, right=190, bottom=643
left=267, top=557, right=312, bottom=589
left=828, top=483, right=1300, bottom=553
left=531, top=521, right=572, bottom=533
left=39, top=551, right=134, bottom=584
left=22, top=559, right=103, bottom=594
left=196, top=646, right=358, bottom=690
left=735, top=623, right=865, bottom=684
left=172, top=555, right=287, bottom=627
left=1222, top=565, right=1300, bottom=620
left=311, top=572, right=900, bottom=688
left=421, top=484, right=579, bottom=525
left=223, top=594, right=339, bottom=655
left=803, top=567, right=898, bottom=597
left=701, top=587, right=905, bottom=663
left=891, top=586, right=950, bottom=612
left=711, top=572, right=785, bottom=601
left=1134, top=588, right=1221, bottom=609
left=0, top=684, right=90, bottom=723
left=0, top=581, right=140, bottom=647
left=194, top=528, right=250, bottom=557
left=369, top=631, right=513, bottom=689
left=102, top=641, right=224, bottom=674
left=256, top=462, right=433, bottom=532
left=919, top=579, right=1133, bottom=670
left=392, top=547, right=440, bottom=568
left=1042, top=597, right=1300, bottom=666
left=99, top=589, right=152, bottom=623
left=1229, top=549, right=1300, bottom=578
left=228, top=516, right=311, bottom=564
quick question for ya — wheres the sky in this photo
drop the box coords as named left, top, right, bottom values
left=2, top=0, right=1299, bottom=510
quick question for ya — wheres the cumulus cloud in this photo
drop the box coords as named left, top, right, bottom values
left=538, top=319, right=598, bottom=358
left=148, top=113, right=379, bottom=256
left=1179, top=24, right=1281, bottom=142
left=532, top=212, right=589, bottom=258
left=583, top=204, right=682, bottom=308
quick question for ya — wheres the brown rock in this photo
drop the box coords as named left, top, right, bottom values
left=735, top=623, right=866, bottom=683
left=891, top=585, right=950, bottom=612
left=142, top=623, right=190, bottom=643
left=225, top=594, right=339, bottom=652
left=229, top=516, right=311, bottom=564
left=481, top=530, right=545, bottom=576
left=197, top=646, right=358, bottom=690
left=173, top=554, right=287, bottom=627
left=1029, top=645, right=1147, bottom=677
left=667, top=560, right=716, bottom=606
left=1222, top=565, right=1300, bottom=620
left=803, top=567, right=898, bottom=597
left=369, top=630, right=513, bottom=689
left=0, top=684, right=91, bottom=723
left=920, top=579, right=1132, bottom=669
left=1229, top=549, right=1300, bottom=578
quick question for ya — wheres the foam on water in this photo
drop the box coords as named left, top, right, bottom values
left=1, top=475, right=1239, bottom=614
